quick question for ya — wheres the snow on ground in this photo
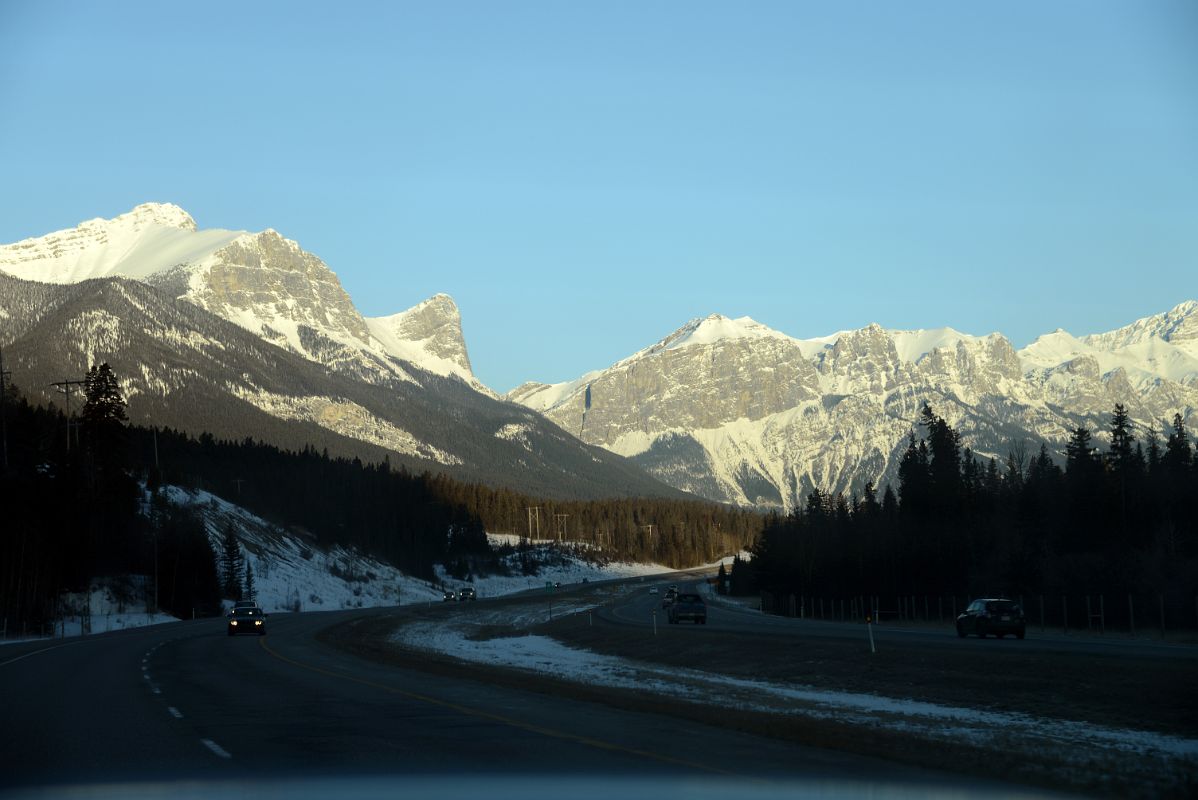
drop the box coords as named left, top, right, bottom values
left=159, top=485, right=446, bottom=613
left=391, top=594, right=1198, bottom=769
left=1, top=580, right=179, bottom=644
left=4, top=486, right=712, bottom=644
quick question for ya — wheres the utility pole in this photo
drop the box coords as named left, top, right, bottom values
left=49, top=378, right=86, bottom=452
left=554, top=513, right=569, bottom=542
left=0, top=346, right=11, bottom=473
left=526, top=506, right=540, bottom=539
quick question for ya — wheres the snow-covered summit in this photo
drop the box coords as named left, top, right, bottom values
left=658, top=314, right=796, bottom=352
left=1082, top=300, right=1198, bottom=353
left=366, top=294, right=486, bottom=390
left=0, top=202, right=234, bottom=285
left=0, top=204, right=500, bottom=396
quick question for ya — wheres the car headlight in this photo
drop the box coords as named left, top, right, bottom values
left=230, top=620, right=237, bottom=625
left=255, top=620, right=262, bottom=625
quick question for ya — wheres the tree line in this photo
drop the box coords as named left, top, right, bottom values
left=746, top=403, right=1198, bottom=613
left=421, top=474, right=761, bottom=569
left=0, top=363, right=761, bottom=633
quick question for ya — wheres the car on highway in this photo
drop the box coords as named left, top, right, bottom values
left=226, top=606, right=267, bottom=636
left=231, top=600, right=261, bottom=612
left=668, top=593, right=707, bottom=624
left=459, top=586, right=476, bottom=601
left=443, top=590, right=457, bottom=602
left=648, top=587, right=659, bottom=595
left=956, top=598, right=1026, bottom=639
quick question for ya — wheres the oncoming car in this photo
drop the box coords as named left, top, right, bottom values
left=956, top=598, right=1025, bottom=639
left=227, top=606, right=267, bottom=636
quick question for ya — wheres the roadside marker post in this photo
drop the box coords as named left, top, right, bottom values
left=652, top=610, right=657, bottom=637
left=866, top=613, right=876, bottom=654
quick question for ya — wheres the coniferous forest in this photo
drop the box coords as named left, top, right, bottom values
left=746, top=403, right=1198, bottom=628
left=0, top=366, right=758, bottom=634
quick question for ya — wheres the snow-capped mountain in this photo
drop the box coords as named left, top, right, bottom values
left=0, top=203, right=488, bottom=394
left=0, top=205, right=685, bottom=501
left=511, top=304, right=1198, bottom=510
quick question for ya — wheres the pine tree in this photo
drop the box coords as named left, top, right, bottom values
left=243, top=560, right=256, bottom=602
left=1164, top=413, right=1192, bottom=474
left=80, top=362, right=129, bottom=469
left=220, top=523, right=243, bottom=601
left=1107, top=403, right=1137, bottom=476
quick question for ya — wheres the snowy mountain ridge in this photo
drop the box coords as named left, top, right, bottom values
left=0, top=203, right=487, bottom=393
left=511, top=301, right=1198, bottom=510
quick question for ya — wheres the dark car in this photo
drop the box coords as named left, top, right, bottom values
left=458, top=587, right=476, bottom=601
left=956, top=598, right=1025, bottom=639
left=227, top=606, right=267, bottom=636
left=443, top=590, right=457, bottom=602
left=668, top=593, right=707, bottom=624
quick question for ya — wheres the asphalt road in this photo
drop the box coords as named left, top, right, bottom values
left=0, top=602, right=1015, bottom=798
left=605, top=579, right=1198, bottom=661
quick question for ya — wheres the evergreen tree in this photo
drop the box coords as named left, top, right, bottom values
left=80, top=362, right=129, bottom=464
left=1107, top=403, right=1138, bottom=476
left=1065, top=426, right=1095, bottom=471
left=219, top=523, right=244, bottom=601
left=244, top=560, right=256, bottom=602
left=1164, top=413, right=1192, bottom=474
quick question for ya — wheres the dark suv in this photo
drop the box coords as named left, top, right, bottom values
left=668, top=593, right=707, bottom=624
left=956, top=598, right=1025, bottom=639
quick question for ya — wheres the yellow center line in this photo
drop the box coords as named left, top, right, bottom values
left=258, top=634, right=738, bottom=776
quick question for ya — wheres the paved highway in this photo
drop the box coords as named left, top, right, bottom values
left=603, top=578, right=1198, bottom=661
left=0, top=603, right=1011, bottom=797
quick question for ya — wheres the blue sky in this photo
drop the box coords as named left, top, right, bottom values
left=1, top=1, right=1195, bottom=392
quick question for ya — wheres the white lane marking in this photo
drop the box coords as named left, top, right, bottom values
left=201, top=738, right=231, bottom=759
left=167, top=706, right=183, bottom=719
left=0, top=641, right=82, bottom=668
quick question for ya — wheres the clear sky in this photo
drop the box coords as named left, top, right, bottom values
left=2, top=1, right=1195, bottom=392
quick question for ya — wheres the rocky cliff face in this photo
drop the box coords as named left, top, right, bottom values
left=512, top=305, right=1198, bottom=510
left=366, top=294, right=481, bottom=389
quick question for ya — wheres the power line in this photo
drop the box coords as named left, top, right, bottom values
left=0, top=347, right=11, bottom=472
left=49, top=378, right=86, bottom=453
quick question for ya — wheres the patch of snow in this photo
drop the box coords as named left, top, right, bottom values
left=393, top=599, right=1198, bottom=765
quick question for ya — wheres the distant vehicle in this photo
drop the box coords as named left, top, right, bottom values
left=956, top=598, right=1025, bottom=639
left=668, top=593, right=707, bottom=624
left=443, top=590, right=457, bottom=602
left=232, top=600, right=260, bottom=612
left=458, top=587, right=476, bottom=601
left=649, top=587, right=659, bottom=595
left=227, top=606, right=267, bottom=636
left=553, top=582, right=561, bottom=588
left=661, top=594, right=676, bottom=609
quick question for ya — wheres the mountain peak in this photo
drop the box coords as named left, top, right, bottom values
left=366, top=294, right=475, bottom=382
left=656, top=313, right=790, bottom=353
left=1084, top=299, right=1198, bottom=350
left=117, top=202, right=197, bottom=232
